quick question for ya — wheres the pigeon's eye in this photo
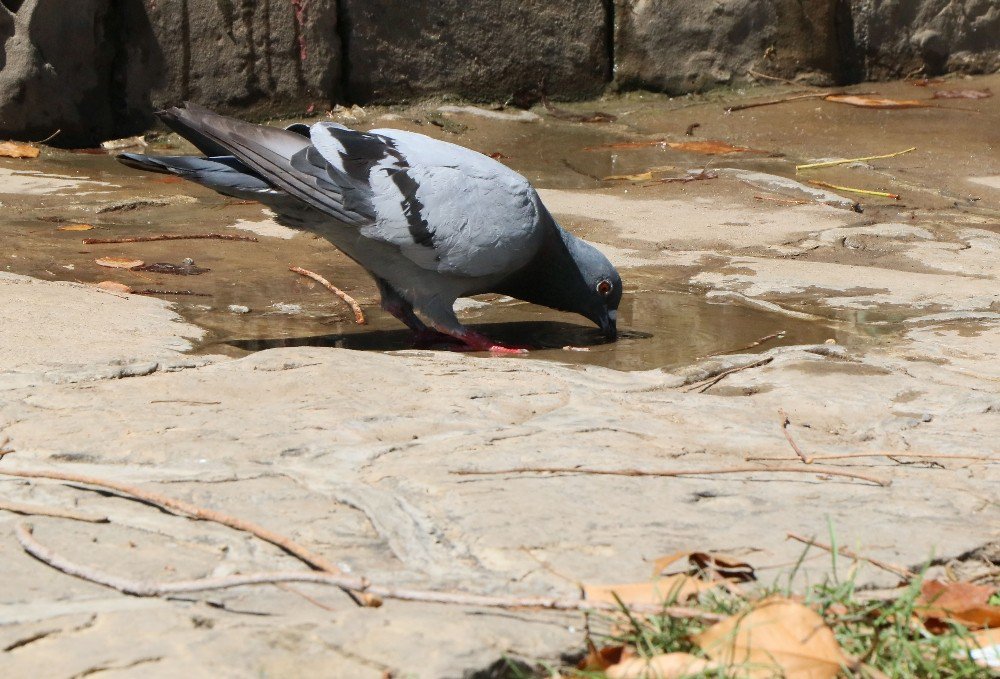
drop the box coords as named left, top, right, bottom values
left=596, top=280, right=612, bottom=296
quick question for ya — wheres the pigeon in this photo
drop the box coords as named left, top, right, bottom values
left=117, top=103, right=621, bottom=354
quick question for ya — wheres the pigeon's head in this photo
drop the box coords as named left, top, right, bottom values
left=564, top=236, right=622, bottom=341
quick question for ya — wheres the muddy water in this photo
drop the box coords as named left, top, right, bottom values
left=13, top=73, right=995, bottom=369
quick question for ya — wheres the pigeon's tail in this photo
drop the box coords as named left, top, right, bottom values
left=116, top=152, right=273, bottom=199
left=152, top=103, right=367, bottom=225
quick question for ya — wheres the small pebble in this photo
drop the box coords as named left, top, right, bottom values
left=182, top=257, right=195, bottom=266
left=227, top=304, right=250, bottom=314
left=824, top=338, right=837, bottom=344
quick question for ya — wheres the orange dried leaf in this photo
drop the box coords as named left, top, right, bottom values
left=95, top=257, right=143, bottom=270
left=606, top=653, right=717, bottom=679
left=57, top=224, right=94, bottom=231
left=577, top=643, right=627, bottom=671
left=0, top=141, right=40, bottom=159
left=667, top=140, right=763, bottom=155
left=95, top=281, right=133, bottom=293
left=824, top=95, right=928, bottom=109
left=584, top=574, right=720, bottom=607
left=917, top=580, right=1000, bottom=631
left=932, top=89, right=992, bottom=100
left=694, top=596, right=848, bottom=678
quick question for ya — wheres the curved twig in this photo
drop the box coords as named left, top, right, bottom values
left=289, top=266, right=366, bottom=324
left=13, top=524, right=721, bottom=620
left=451, top=465, right=889, bottom=487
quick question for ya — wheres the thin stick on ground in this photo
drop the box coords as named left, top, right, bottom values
left=289, top=266, right=366, bottom=324
left=13, top=524, right=721, bottom=620
left=726, top=92, right=831, bottom=112
left=0, top=468, right=340, bottom=574
left=795, top=147, right=916, bottom=172
left=451, top=465, right=889, bottom=487
left=778, top=408, right=812, bottom=464
left=806, top=179, right=900, bottom=200
left=683, top=357, right=774, bottom=393
left=753, top=194, right=811, bottom=206
left=746, top=69, right=805, bottom=87
left=746, top=452, right=995, bottom=463
left=82, top=233, right=259, bottom=245
left=0, top=500, right=108, bottom=523
left=787, top=532, right=915, bottom=580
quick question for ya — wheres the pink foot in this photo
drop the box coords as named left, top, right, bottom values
left=453, top=331, right=529, bottom=355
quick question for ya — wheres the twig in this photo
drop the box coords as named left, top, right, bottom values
left=778, top=409, right=812, bottom=464
left=806, top=180, right=900, bottom=200
left=83, top=233, right=259, bottom=245
left=726, top=92, right=831, bottom=112
left=0, top=501, right=108, bottom=523
left=753, top=194, right=811, bottom=206
left=683, top=357, right=773, bottom=393
left=701, top=331, right=785, bottom=358
left=32, top=128, right=62, bottom=145
left=786, top=532, right=915, bottom=579
left=796, top=147, right=916, bottom=172
left=746, top=452, right=995, bottom=463
left=746, top=69, right=803, bottom=87
left=451, top=465, right=889, bottom=487
left=0, top=468, right=340, bottom=574
left=13, top=524, right=721, bottom=620
left=289, top=266, right=366, bottom=324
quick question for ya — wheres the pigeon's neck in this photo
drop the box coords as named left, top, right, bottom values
left=493, top=215, right=590, bottom=314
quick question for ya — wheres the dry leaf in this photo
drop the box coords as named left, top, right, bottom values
left=577, top=643, right=627, bottom=671
left=694, top=596, right=848, bottom=678
left=606, top=653, right=716, bottom=679
left=652, top=551, right=756, bottom=582
left=95, top=281, right=133, bottom=293
left=0, top=141, right=40, bottom=159
left=968, top=627, right=1000, bottom=669
left=931, top=89, right=992, bottom=100
left=917, top=580, right=1000, bottom=631
left=604, top=166, right=676, bottom=181
left=584, top=574, right=720, bottom=607
left=95, top=257, right=143, bottom=269
left=57, top=224, right=94, bottom=231
left=666, top=140, right=762, bottom=155
left=824, top=95, right=928, bottom=109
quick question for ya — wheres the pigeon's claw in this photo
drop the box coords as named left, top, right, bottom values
left=430, top=326, right=529, bottom=355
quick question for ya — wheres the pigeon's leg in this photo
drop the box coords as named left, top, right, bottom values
left=375, top=278, right=456, bottom=346
left=425, top=311, right=528, bottom=355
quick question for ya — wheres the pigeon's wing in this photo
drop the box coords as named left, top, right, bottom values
left=308, top=124, right=544, bottom=277
left=158, top=104, right=372, bottom=226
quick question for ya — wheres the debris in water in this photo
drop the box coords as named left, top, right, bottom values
left=823, top=94, right=928, bottom=109
left=796, top=146, right=916, bottom=171
left=95, top=257, right=144, bottom=269
left=0, top=141, right=40, bottom=159
left=585, top=139, right=667, bottom=151
left=57, top=224, right=95, bottom=231
left=95, top=281, right=133, bottom=293
left=667, top=140, right=764, bottom=155
left=603, top=166, right=676, bottom=182
left=100, top=136, right=147, bottom=151
left=228, top=304, right=251, bottom=314
left=487, top=152, right=510, bottom=160
left=96, top=199, right=169, bottom=213
left=134, top=261, right=211, bottom=275
left=135, top=288, right=211, bottom=297
left=931, top=88, right=992, bottom=100
left=83, top=233, right=258, bottom=245
left=645, top=169, right=719, bottom=185
left=684, top=123, right=701, bottom=136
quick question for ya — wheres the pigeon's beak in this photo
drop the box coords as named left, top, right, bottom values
left=599, top=309, right=618, bottom=342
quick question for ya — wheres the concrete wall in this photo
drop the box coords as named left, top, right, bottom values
left=0, top=0, right=996, bottom=145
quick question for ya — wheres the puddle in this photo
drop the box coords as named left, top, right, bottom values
left=12, top=73, right=995, bottom=371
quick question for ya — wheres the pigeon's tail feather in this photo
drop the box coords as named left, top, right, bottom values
left=116, top=152, right=274, bottom=199
left=156, top=103, right=369, bottom=226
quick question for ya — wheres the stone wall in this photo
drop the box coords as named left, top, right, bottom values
left=0, top=0, right=997, bottom=145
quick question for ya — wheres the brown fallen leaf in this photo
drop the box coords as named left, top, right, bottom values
left=95, top=257, right=144, bottom=269
left=577, top=643, right=628, bottom=671
left=0, top=141, right=40, bottom=159
left=824, top=94, right=928, bottom=109
left=666, top=140, right=764, bottom=155
left=694, top=596, right=848, bottom=678
left=932, top=89, right=992, bottom=100
left=585, top=574, right=720, bottom=607
left=917, top=580, right=1000, bottom=632
left=606, top=653, right=717, bottom=679
left=57, top=224, right=95, bottom=231
left=95, top=281, right=133, bottom=293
